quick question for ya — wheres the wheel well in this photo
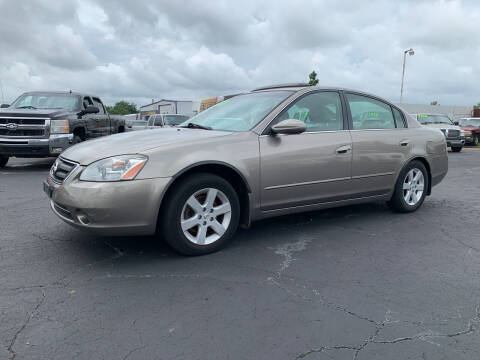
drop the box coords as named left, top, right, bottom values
left=158, top=164, right=251, bottom=228
left=73, top=127, right=85, bottom=140
left=411, top=157, right=432, bottom=195
left=118, top=125, right=125, bottom=133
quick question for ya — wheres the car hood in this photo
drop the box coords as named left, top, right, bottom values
left=421, top=123, right=461, bottom=130
left=61, top=128, right=233, bottom=165
left=0, top=108, right=73, bottom=118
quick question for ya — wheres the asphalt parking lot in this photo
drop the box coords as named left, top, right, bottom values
left=1, top=149, right=479, bottom=360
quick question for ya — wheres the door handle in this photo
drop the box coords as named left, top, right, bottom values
left=336, top=145, right=352, bottom=154
left=399, top=140, right=410, bottom=146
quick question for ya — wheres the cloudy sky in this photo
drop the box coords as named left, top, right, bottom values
left=0, top=0, right=478, bottom=107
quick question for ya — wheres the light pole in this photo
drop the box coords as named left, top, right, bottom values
left=400, top=48, right=414, bottom=103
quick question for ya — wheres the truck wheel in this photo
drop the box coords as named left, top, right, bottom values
left=161, top=173, right=240, bottom=256
left=451, top=146, right=462, bottom=152
left=0, top=155, right=8, bottom=168
left=388, top=160, right=428, bottom=213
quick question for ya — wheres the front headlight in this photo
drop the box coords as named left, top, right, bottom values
left=51, top=120, right=70, bottom=134
left=460, top=130, right=465, bottom=137
left=462, top=130, right=470, bottom=136
left=79, top=155, right=148, bottom=182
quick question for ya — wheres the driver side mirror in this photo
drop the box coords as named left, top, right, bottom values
left=0, top=104, right=9, bottom=108
left=271, top=119, right=307, bottom=135
left=85, top=106, right=99, bottom=114
left=453, top=121, right=459, bottom=126
left=78, top=106, right=99, bottom=117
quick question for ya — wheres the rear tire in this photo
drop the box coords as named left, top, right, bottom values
left=0, top=155, right=8, bottom=168
left=161, top=173, right=240, bottom=256
left=389, top=160, right=428, bottom=213
left=451, top=146, right=462, bottom=152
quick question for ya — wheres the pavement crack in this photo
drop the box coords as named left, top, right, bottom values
left=7, top=289, right=46, bottom=360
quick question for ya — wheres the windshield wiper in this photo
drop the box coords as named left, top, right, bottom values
left=180, top=122, right=212, bottom=130
left=17, top=105, right=37, bottom=109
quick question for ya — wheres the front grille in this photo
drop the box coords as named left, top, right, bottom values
left=50, top=157, right=78, bottom=183
left=0, top=129, right=44, bottom=136
left=0, top=117, right=48, bottom=138
left=0, top=118, right=46, bottom=125
left=447, top=129, right=460, bottom=138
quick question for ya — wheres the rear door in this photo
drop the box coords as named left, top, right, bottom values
left=345, top=92, right=411, bottom=196
left=259, top=91, right=353, bottom=210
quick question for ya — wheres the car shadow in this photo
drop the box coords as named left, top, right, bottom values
left=60, top=201, right=392, bottom=269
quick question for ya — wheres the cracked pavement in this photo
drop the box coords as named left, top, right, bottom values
left=1, top=149, right=480, bottom=360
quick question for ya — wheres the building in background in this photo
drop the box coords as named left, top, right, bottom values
left=199, top=93, right=243, bottom=112
left=396, top=103, right=473, bottom=120
left=139, top=99, right=200, bottom=119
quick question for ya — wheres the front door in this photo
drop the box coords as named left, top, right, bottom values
left=260, top=91, right=353, bottom=211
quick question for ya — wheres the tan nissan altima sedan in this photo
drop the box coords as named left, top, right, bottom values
left=44, top=84, right=448, bottom=255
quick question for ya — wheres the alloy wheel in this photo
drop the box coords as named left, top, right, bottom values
left=180, top=188, right=232, bottom=245
left=402, top=168, right=425, bottom=206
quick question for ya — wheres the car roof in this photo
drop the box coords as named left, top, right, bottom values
left=23, top=91, right=97, bottom=98
left=250, top=84, right=397, bottom=108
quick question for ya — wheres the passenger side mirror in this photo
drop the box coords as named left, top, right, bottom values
left=0, top=104, right=9, bottom=108
left=271, top=119, right=307, bottom=135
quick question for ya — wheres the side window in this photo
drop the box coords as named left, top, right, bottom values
left=274, top=91, right=344, bottom=132
left=392, top=107, right=407, bottom=128
left=83, top=97, right=93, bottom=109
left=91, top=97, right=105, bottom=114
left=148, top=116, right=155, bottom=126
left=346, top=93, right=396, bottom=130
left=154, top=116, right=163, bottom=126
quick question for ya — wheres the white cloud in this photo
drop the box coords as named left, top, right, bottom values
left=0, top=0, right=480, bottom=107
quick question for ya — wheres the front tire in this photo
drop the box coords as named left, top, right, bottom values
left=451, top=146, right=462, bottom=152
left=474, top=135, right=479, bottom=146
left=389, top=160, right=428, bottom=213
left=0, top=155, right=9, bottom=168
left=161, top=173, right=240, bottom=256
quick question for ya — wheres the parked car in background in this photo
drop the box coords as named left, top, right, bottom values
left=147, top=114, right=190, bottom=128
left=126, top=120, right=148, bottom=131
left=124, top=113, right=140, bottom=121
left=411, top=113, right=465, bottom=152
left=44, top=84, right=448, bottom=256
left=458, top=118, right=480, bottom=145
left=0, top=91, right=125, bottom=168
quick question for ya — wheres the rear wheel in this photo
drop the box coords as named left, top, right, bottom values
left=389, top=160, right=428, bottom=213
left=0, top=155, right=8, bottom=168
left=161, top=173, right=240, bottom=256
left=451, top=146, right=462, bottom=152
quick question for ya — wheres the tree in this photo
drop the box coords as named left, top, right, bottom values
left=106, top=101, right=138, bottom=115
left=430, top=100, right=439, bottom=106
left=473, top=103, right=480, bottom=110
left=308, top=70, right=319, bottom=86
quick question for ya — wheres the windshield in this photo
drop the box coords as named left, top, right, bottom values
left=181, top=91, right=293, bottom=131
left=10, top=94, right=81, bottom=110
left=164, top=115, right=189, bottom=125
left=417, top=114, right=453, bottom=125
left=459, top=118, right=480, bottom=126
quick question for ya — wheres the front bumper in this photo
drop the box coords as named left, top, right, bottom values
left=446, top=138, right=465, bottom=147
left=0, top=134, right=73, bottom=157
left=44, top=168, right=172, bottom=236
